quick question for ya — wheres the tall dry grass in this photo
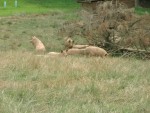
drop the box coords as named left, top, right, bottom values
left=0, top=51, right=150, bottom=113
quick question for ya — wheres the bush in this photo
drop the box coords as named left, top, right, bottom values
left=59, top=1, right=150, bottom=59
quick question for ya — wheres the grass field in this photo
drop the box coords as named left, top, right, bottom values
left=0, top=51, right=150, bottom=113
left=0, top=0, right=79, bottom=16
left=0, top=1, right=150, bottom=113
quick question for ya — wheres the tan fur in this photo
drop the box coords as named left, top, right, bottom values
left=30, top=36, right=46, bottom=53
left=64, top=37, right=74, bottom=49
left=85, top=46, right=108, bottom=58
left=62, top=48, right=86, bottom=56
left=64, top=37, right=89, bottom=49
left=72, top=45, right=89, bottom=49
left=36, top=52, right=66, bottom=57
left=63, top=46, right=108, bottom=58
left=47, top=52, right=66, bottom=57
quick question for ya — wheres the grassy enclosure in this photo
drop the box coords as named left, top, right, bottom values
left=0, top=0, right=150, bottom=113
left=0, top=0, right=79, bottom=16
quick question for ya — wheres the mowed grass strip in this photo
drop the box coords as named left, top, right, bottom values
left=0, top=0, right=80, bottom=16
left=0, top=51, right=150, bottom=113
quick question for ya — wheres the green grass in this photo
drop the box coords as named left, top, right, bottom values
left=135, top=7, right=150, bottom=14
left=0, top=11, right=81, bottom=52
left=0, top=0, right=80, bottom=16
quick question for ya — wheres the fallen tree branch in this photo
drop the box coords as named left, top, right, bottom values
left=119, top=48, right=150, bottom=53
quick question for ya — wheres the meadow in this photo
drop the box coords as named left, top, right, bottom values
left=0, top=1, right=150, bottom=113
left=0, top=0, right=79, bottom=16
